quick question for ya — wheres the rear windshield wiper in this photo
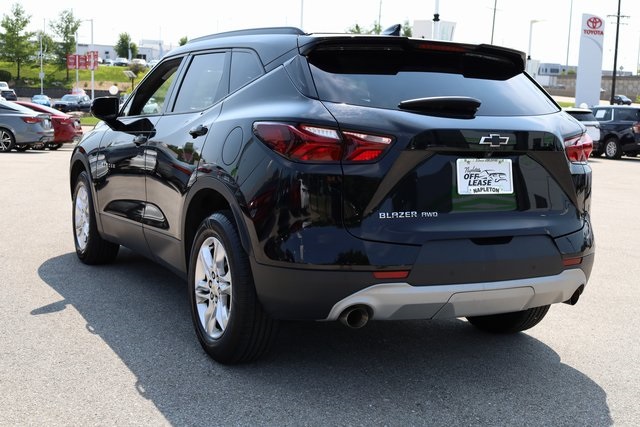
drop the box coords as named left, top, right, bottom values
left=398, top=96, right=481, bottom=119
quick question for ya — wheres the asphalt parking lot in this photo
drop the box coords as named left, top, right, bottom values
left=0, top=146, right=638, bottom=426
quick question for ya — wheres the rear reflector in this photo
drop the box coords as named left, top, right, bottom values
left=373, top=271, right=410, bottom=279
left=562, top=257, right=582, bottom=267
left=564, top=132, right=593, bottom=162
left=253, top=122, right=392, bottom=163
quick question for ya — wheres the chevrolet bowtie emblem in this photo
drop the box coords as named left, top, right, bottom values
left=479, top=134, right=510, bottom=147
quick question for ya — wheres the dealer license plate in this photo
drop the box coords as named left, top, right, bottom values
left=456, top=158, right=513, bottom=195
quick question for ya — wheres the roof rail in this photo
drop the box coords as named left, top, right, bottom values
left=188, top=27, right=305, bottom=44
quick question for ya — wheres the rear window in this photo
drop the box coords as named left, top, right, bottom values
left=567, top=111, right=597, bottom=122
left=307, top=47, right=558, bottom=116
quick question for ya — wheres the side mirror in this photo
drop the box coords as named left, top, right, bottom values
left=91, top=97, right=120, bottom=123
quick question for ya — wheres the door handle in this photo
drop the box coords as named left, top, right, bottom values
left=189, top=125, right=208, bottom=138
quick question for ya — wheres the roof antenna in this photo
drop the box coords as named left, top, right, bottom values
left=381, top=24, right=402, bottom=36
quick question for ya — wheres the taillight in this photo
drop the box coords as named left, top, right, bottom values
left=633, top=122, right=640, bottom=134
left=564, top=132, right=593, bottom=163
left=21, top=116, right=42, bottom=124
left=253, top=122, right=392, bottom=163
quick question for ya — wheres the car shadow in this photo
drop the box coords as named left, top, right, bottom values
left=37, top=251, right=612, bottom=426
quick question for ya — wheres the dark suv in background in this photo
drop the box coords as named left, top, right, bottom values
left=70, top=27, right=595, bottom=364
left=591, top=105, right=640, bottom=158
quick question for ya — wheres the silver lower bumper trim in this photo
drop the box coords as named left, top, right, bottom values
left=325, top=269, right=587, bottom=321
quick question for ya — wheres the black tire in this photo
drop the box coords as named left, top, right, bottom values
left=72, top=171, right=120, bottom=264
left=604, top=137, right=622, bottom=159
left=0, top=128, right=15, bottom=152
left=188, top=211, right=277, bottom=364
left=467, top=305, right=550, bottom=333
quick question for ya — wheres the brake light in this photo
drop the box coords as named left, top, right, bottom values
left=253, top=122, right=392, bottom=163
left=373, top=270, right=410, bottom=279
left=633, top=122, right=640, bottom=134
left=21, top=116, right=42, bottom=124
left=564, top=132, right=593, bottom=163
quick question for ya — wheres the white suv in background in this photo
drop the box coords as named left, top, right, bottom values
left=564, top=107, right=601, bottom=156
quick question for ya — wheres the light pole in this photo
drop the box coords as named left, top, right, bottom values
left=81, top=19, right=95, bottom=100
left=565, top=0, right=574, bottom=71
left=528, top=20, right=543, bottom=60
left=39, top=19, right=44, bottom=95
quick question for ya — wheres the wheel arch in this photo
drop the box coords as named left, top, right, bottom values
left=183, top=177, right=253, bottom=271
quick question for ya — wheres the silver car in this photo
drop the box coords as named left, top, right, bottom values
left=0, top=101, right=54, bottom=152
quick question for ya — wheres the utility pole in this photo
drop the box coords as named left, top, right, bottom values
left=609, top=0, right=627, bottom=105
left=490, top=0, right=498, bottom=44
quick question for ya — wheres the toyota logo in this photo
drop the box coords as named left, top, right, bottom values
left=587, top=17, right=603, bottom=29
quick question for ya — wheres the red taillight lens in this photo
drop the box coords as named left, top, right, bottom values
left=253, top=122, right=393, bottom=163
left=564, top=132, right=593, bottom=162
left=252, top=122, right=342, bottom=161
left=632, top=122, right=640, bottom=134
left=21, top=116, right=41, bottom=124
left=342, top=131, right=393, bottom=162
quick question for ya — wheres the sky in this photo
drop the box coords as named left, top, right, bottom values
left=8, top=0, right=640, bottom=74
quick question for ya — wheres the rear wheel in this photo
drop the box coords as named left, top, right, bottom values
left=0, top=128, right=15, bottom=152
left=467, top=305, right=550, bottom=333
left=188, top=211, right=277, bottom=364
left=72, top=171, right=120, bottom=264
left=604, top=137, right=622, bottom=159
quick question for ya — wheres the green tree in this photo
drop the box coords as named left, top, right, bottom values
left=50, top=9, right=81, bottom=81
left=179, top=36, right=188, bottom=46
left=34, top=30, right=57, bottom=62
left=402, top=21, right=412, bottom=37
left=115, top=33, right=137, bottom=59
left=0, top=3, right=35, bottom=80
left=347, top=24, right=364, bottom=34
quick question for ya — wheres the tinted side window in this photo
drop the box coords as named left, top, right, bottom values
left=124, top=57, right=182, bottom=116
left=230, top=51, right=263, bottom=93
left=173, top=53, right=226, bottom=113
left=593, top=109, right=611, bottom=121
left=615, top=109, right=639, bottom=121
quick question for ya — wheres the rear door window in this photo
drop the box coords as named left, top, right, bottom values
left=615, top=109, right=640, bottom=121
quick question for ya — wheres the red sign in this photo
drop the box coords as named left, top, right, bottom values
left=66, top=54, right=77, bottom=69
left=87, top=51, right=99, bottom=70
left=66, top=51, right=100, bottom=70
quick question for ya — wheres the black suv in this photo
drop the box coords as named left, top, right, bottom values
left=591, top=105, right=640, bottom=158
left=70, top=27, right=595, bottom=364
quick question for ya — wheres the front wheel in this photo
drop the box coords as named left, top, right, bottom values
left=188, top=211, right=277, bottom=364
left=467, top=305, right=550, bottom=333
left=72, top=171, right=120, bottom=264
left=604, top=138, right=622, bottom=159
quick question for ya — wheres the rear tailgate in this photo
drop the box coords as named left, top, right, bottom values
left=304, top=37, right=590, bottom=246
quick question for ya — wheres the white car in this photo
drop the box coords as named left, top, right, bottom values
left=564, top=107, right=601, bottom=155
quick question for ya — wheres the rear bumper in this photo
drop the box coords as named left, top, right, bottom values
left=325, top=268, right=587, bottom=321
